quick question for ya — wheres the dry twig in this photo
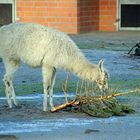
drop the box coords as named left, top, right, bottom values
left=50, top=100, right=77, bottom=112
left=75, top=80, right=79, bottom=97
left=80, top=80, right=84, bottom=98
left=62, top=74, right=70, bottom=103
left=77, top=89, right=139, bottom=104
left=100, top=89, right=139, bottom=100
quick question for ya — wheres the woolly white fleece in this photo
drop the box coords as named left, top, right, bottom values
left=0, top=22, right=100, bottom=81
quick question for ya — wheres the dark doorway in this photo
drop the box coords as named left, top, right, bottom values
left=0, top=4, right=12, bottom=26
left=121, top=4, right=140, bottom=27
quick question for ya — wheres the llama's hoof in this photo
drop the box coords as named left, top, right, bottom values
left=43, top=107, right=48, bottom=112
left=13, top=101, right=18, bottom=107
left=8, top=105, right=12, bottom=109
left=7, top=101, right=12, bottom=108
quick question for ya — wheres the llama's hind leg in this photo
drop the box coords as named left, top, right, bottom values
left=3, top=76, right=12, bottom=108
left=3, top=59, right=20, bottom=108
left=42, top=66, right=55, bottom=111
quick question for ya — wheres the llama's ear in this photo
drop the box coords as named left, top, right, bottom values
left=98, top=59, right=104, bottom=72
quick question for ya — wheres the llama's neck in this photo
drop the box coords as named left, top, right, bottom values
left=68, top=56, right=100, bottom=82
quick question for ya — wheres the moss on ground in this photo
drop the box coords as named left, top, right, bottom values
left=77, top=42, right=134, bottom=51
left=109, top=78, right=140, bottom=91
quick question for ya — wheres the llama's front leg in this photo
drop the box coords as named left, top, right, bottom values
left=43, top=87, right=48, bottom=112
left=49, top=67, right=56, bottom=111
left=42, top=66, right=55, bottom=112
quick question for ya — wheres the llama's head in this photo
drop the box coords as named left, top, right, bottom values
left=96, top=60, right=109, bottom=91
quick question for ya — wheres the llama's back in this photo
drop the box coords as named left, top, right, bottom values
left=0, top=22, right=86, bottom=68
left=0, top=23, right=51, bottom=66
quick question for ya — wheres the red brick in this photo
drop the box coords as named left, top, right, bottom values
left=16, top=0, right=117, bottom=33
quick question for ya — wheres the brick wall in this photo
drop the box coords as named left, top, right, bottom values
left=77, top=0, right=99, bottom=33
left=16, top=0, right=78, bottom=33
left=16, top=0, right=117, bottom=33
left=99, top=0, right=117, bottom=31
left=77, top=0, right=117, bottom=33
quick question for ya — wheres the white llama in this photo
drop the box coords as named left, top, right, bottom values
left=0, top=23, right=108, bottom=111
